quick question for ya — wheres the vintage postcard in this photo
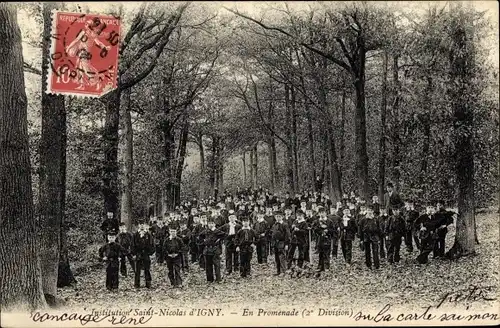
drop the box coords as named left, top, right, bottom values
left=0, top=1, right=499, bottom=327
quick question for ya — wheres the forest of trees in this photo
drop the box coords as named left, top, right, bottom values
left=0, top=1, right=498, bottom=310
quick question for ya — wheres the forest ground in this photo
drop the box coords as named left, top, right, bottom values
left=57, top=209, right=499, bottom=313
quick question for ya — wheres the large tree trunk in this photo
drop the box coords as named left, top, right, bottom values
left=174, top=116, right=189, bottom=207
left=352, top=41, right=369, bottom=200
left=102, top=89, right=121, bottom=217
left=38, top=2, right=66, bottom=306
left=0, top=3, right=46, bottom=310
left=120, top=89, right=133, bottom=230
left=378, top=51, right=388, bottom=202
left=268, top=136, right=277, bottom=192
left=57, top=222, right=76, bottom=288
left=446, top=7, right=476, bottom=258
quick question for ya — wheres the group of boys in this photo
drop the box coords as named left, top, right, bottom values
left=99, top=184, right=457, bottom=291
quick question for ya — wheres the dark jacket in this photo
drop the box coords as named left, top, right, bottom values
left=358, top=217, right=383, bottom=243
left=385, top=214, right=406, bottom=239
left=163, top=236, right=184, bottom=256
left=290, top=219, right=309, bottom=245
left=235, top=228, right=257, bottom=250
left=220, top=222, right=242, bottom=248
left=271, top=221, right=291, bottom=248
left=339, top=216, right=357, bottom=241
left=202, top=228, right=226, bottom=256
left=131, top=232, right=155, bottom=259
left=116, top=232, right=133, bottom=253
left=101, top=218, right=119, bottom=234
left=384, top=191, right=404, bottom=213
left=99, top=242, right=126, bottom=262
left=313, top=219, right=334, bottom=247
left=254, top=220, right=269, bottom=239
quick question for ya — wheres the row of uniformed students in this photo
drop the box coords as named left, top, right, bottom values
left=99, top=199, right=456, bottom=291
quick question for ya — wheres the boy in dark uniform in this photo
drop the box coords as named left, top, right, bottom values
left=203, top=219, right=226, bottom=282
left=385, top=208, right=406, bottom=264
left=313, top=208, right=333, bottom=271
left=340, top=208, right=357, bottom=264
left=404, top=200, right=420, bottom=253
left=196, top=214, right=209, bottom=269
left=378, top=208, right=389, bottom=259
left=288, top=210, right=309, bottom=269
left=189, top=215, right=200, bottom=263
left=254, top=211, right=269, bottom=264
left=116, top=223, right=135, bottom=277
left=99, top=229, right=126, bottom=291
left=328, top=207, right=341, bottom=259
left=264, top=206, right=275, bottom=256
left=235, top=217, right=257, bottom=277
left=163, top=225, right=184, bottom=288
left=220, top=213, right=241, bottom=275
left=178, top=220, right=191, bottom=273
left=132, top=222, right=155, bottom=288
left=415, top=205, right=440, bottom=264
left=154, top=218, right=167, bottom=265
left=358, top=207, right=382, bottom=269
left=271, top=211, right=290, bottom=276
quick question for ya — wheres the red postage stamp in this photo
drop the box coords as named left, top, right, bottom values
left=47, top=11, right=121, bottom=97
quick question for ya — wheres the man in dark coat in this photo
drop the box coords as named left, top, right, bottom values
left=313, top=208, right=333, bottom=271
left=415, top=205, right=441, bottom=264
left=288, top=210, right=309, bottom=269
left=384, top=182, right=404, bottom=215
left=404, top=200, right=420, bottom=253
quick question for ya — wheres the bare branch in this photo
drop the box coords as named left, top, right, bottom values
left=23, top=61, right=42, bottom=75
left=224, top=6, right=352, bottom=72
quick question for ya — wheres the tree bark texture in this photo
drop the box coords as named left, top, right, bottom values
left=0, top=3, right=46, bottom=310
left=120, top=89, right=133, bottom=230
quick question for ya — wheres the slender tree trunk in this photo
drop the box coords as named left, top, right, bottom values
left=120, top=89, right=133, bottom=230
left=447, top=7, right=476, bottom=258
left=421, top=75, right=432, bottom=176
left=353, top=42, right=369, bottom=200
left=38, top=2, right=66, bottom=306
left=340, top=87, right=346, bottom=184
left=250, top=147, right=255, bottom=189
left=305, top=100, right=317, bottom=186
left=391, top=55, right=401, bottom=190
left=378, top=51, right=388, bottom=202
left=253, top=143, right=258, bottom=188
left=242, top=151, right=247, bottom=186
left=327, top=120, right=342, bottom=201
left=102, top=89, right=121, bottom=217
left=0, top=3, right=45, bottom=310
left=209, top=136, right=217, bottom=196
left=198, top=133, right=205, bottom=200
left=161, top=117, right=174, bottom=210
left=291, top=86, right=299, bottom=190
left=271, top=138, right=278, bottom=185
left=268, top=137, right=276, bottom=192
left=174, top=116, right=189, bottom=207
left=284, top=84, right=295, bottom=192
